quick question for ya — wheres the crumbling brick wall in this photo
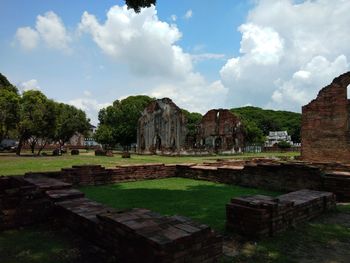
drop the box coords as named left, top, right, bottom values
left=198, top=109, right=244, bottom=153
left=137, top=98, right=188, bottom=153
left=301, top=72, right=350, bottom=163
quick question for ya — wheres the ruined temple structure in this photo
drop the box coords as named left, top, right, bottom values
left=197, top=109, right=244, bottom=153
left=302, top=71, right=350, bottom=163
left=137, top=98, right=187, bottom=153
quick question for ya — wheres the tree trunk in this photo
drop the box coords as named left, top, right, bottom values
left=16, top=138, right=23, bottom=156
left=37, top=140, right=47, bottom=156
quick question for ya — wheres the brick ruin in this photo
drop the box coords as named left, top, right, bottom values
left=197, top=109, right=244, bottom=153
left=226, top=189, right=335, bottom=238
left=301, top=71, right=350, bottom=163
left=2, top=159, right=349, bottom=259
left=137, top=99, right=245, bottom=154
left=137, top=98, right=188, bottom=154
left=1, top=172, right=222, bottom=262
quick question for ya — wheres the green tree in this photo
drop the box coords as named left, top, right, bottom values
left=96, top=95, right=154, bottom=150
left=16, top=90, right=56, bottom=155
left=231, top=106, right=301, bottom=144
left=181, top=109, right=202, bottom=136
left=54, top=103, right=90, bottom=152
left=125, top=0, right=156, bottom=13
left=27, top=98, right=57, bottom=155
left=93, top=124, right=113, bottom=149
left=0, top=89, right=20, bottom=141
left=0, top=73, right=18, bottom=94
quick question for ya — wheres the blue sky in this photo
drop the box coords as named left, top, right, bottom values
left=1, top=0, right=350, bottom=124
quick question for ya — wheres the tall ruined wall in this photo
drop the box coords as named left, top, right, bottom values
left=137, top=98, right=187, bottom=153
left=198, top=109, right=244, bottom=152
left=301, top=72, right=350, bottom=163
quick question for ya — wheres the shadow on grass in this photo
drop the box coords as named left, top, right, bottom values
left=80, top=178, right=280, bottom=233
left=0, top=224, right=115, bottom=263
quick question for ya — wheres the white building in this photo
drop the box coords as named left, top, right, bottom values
left=265, top=131, right=293, bottom=147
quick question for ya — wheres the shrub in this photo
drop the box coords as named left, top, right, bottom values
left=277, top=141, right=291, bottom=149
left=71, top=149, right=79, bottom=155
left=95, top=149, right=107, bottom=156
left=52, top=149, right=61, bottom=156
left=122, top=152, right=131, bottom=158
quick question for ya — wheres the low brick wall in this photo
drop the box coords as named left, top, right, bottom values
left=22, top=161, right=350, bottom=201
left=176, top=162, right=323, bottom=193
left=226, top=189, right=335, bottom=238
left=55, top=195, right=222, bottom=263
left=110, top=163, right=176, bottom=183
left=26, top=164, right=177, bottom=186
left=1, top=174, right=222, bottom=262
left=0, top=176, right=52, bottom=230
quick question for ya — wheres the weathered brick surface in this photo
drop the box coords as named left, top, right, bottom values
left=110, top=163, right=176, bottom=183
left=1, top=174, right=222, bottom=262
left=301, top=71, right=350, bottom=163
left=0, top=176, right=51, bottom=230
left=198, top=109, right=244, bottom=153
left=226, top=189, right=335, bottom=238
left=54, top=196, right=222, bottom=262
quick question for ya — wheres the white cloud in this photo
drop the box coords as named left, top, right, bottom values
left=220, top=0, right=350, bottom=112
left=192, top=53, right=226, bottom=62
left=18, top=79, right=41, bottom=91
left=15, top=27, right=39, bottom=50
left=170, top=14, right=177, bottom=22
left=149, top=74, right=228, bottom=114
left=67, top=98, right=111, bottom=125
left=79, top=5, right=192, bottom=78
left=15, top=11, right=71, bottom=51
left=184, top=9, right=193, bottom=19
left=83, top=90, right=92, bottom=97
left=35, top=11, right=71, bottom=50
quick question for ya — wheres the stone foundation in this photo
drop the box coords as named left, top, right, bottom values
left=22, top=160, right=350, bottom=201
left=1, top=174, right=222, bottom=262
left=226, top=189, right=336, bottom=237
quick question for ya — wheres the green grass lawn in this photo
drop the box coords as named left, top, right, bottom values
left=80, top=178, right=280, bottom=232
left=0, top=151, right=299, bottom=176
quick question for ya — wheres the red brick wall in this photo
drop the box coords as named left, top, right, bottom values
left=301, top=72, right=350, bottom=163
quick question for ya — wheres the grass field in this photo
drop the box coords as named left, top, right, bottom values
left=0, top=151, right=299, bottom=176
left=80, top=178, right=280, bottom=232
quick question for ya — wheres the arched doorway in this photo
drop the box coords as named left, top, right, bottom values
left=214, top=137, right=222, bottom=152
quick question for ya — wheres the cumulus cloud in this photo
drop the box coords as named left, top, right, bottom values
left=18, top=79, right=41, bottom=91
left=15, top=27, right=39, bottom=50
left=15, top=11, right=71, bottom=51
left=220, top=0, right=350, bottom=112
left=78, top=5, right=191, bottom=78
left=67, top=98, right=111, bottom=125
left=184, top=9, right=193, bottom=19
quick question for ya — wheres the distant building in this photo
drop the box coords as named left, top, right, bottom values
left=137, top=98, right=187, bottom=153
left=265, top=131, right=293, bottom=147
left=68, top=124, right=100, bottom=148
left=197, top=109, right=244, bottom=153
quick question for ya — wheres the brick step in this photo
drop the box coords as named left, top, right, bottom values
left=24, top=175, right=72, bottom=191
left=46, top=189, right=85, bottom=202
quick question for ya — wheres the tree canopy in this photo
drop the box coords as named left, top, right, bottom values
left=95, top=95, right=154, bottom=149
left=181, top=109, right=202, bottom=137
left=125, top=0, right=156, bottom=13
left=54, top=103, right=90, bottom=148
left=231, top=106, right=301, bottom=144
